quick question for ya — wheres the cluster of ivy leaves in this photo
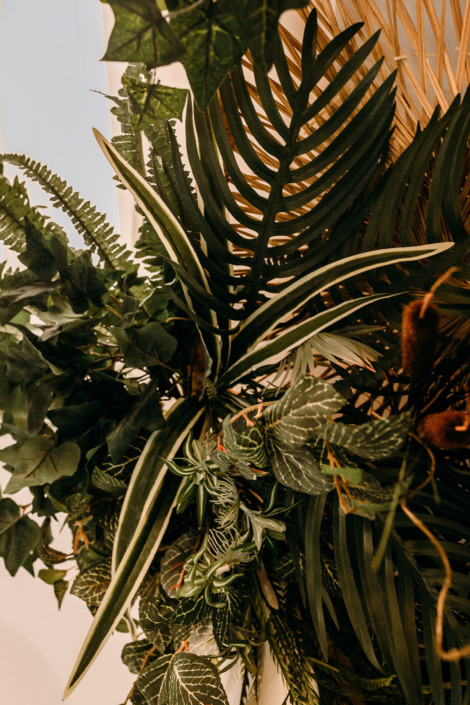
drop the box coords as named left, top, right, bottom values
left=0, top=216, right=195, bottom=582
left=103, top=0, right=310, bottom=109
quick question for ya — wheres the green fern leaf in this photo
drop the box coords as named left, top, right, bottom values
left=1, top=154, right=134, bottom=271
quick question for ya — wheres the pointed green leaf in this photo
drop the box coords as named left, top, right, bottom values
left=122, top=76, right=188, bottom=130
left=219, top=292, right=401, bottom=387
left=235, top=243, right=454, bottom=354
left=94, top=129, right=221, bottom=376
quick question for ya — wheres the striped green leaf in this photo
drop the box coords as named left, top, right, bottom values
left=218, top=292, right=401, bottom=387
left=93, top=129, right=221, bottom=376
left=234, top=242, right=454, bottom=355
left=63, top=400, right=204, bottom=699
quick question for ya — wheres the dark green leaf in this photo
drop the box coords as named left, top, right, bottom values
left=0, top=498, right=41, bottom=575
left=235, top=0, right=309, bottom=70
left=91, top=467, right=127, bottom=494
left=123, top=76, right=188, bottom=130
left=18, top=219, right=57, bottom=279
left=111, top=321, right=177, bottom=368
left=104, top=0, right=184, bottom=67
left=106, top=382, right=164, bottom=462
left=136, top=654, right=172, bottom=704
left=122, top=638, right=158, bottom=675
left=160, top=532, right=199, bottom=598
left=319, top=412, right=411, bottom=460
left=0, top=437, right=81, bottom=494
left=170, top=0, right=245, bottom=110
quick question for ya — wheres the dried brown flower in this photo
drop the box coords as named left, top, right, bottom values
left=401, top=299, right=440, bottom=376
left=418, top=411, right=470, bottom=449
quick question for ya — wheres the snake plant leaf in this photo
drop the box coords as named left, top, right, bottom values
left=103, top=0, right=184, bottom=67
left=266, top=435, right=333, bottom=496
left=319, top=411, right=412, bottom=461
left=159, top=652, right=229, bottom=705
left=94, top=129, right=222, bottom=377
left=63, top=400, right=203, bottom=699
left=263, top=375, right=345, bottom=448
left=304, top=493, right=329, bottom=659
left=169, top=0, right=245, bottom=110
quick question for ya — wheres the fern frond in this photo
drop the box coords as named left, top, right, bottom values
left=1, top=154, right=134, bottom=272
left=0, top=173, right=65, bottom=253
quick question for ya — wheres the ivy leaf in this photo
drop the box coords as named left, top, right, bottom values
left=266, top=435, right=334, bottom=495
left=111, top=321, right=177, bottom=368
left=319, top=412, right=412, bottom=460
left=0, top=498, right=41, bottom=575
left=103, top=0, right=184, bottom=67
left=235, top=0, right=309, bottom=70
left=106, top=382, right=164, bottom=462
left=18, top=219, right=57, bottom=280
left=263, top=375, right=346, bottom=448
left=70, top=558, right=112, bottom=608
left=38, top=568, right=68, bottom=585
left=159, top=652, right=229, bottom=705
left=222, top=415, right=268, bottom=468
left=123, top=76, right=188, bottom=130
left=0, top=436, right=81, bottom=494
left=170, top=0, right=245, bottom=110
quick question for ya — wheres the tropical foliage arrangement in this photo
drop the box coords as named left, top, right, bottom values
left=0, top=1, right=469, bottom=704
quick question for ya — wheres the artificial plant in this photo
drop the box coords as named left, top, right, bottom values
left=0, top=2, right=469, bottom=704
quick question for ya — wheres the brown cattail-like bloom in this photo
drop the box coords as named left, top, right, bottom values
left=419, top=411, right=470, bottom=449
left=401, top=299, right=440, bottom=376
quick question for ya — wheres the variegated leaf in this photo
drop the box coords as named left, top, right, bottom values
left=122, top=638, right=157, bottom=675
left=266, top=436, right=333, bottom=496
left=136, top=654, right=173, bottom=705
left=70, top=559, right=112, bottom=608
left=222, top=415, right=268, bottom=468
left=159, top=652, right=229, bottom=705
left=319, top=412, right=411, bottom=460
left=263, top=375, right=345, bottom=448
left=160, top=532, right=199, bottom=599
